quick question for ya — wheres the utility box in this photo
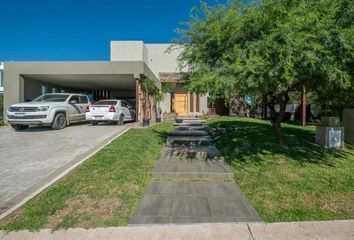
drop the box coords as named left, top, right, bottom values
left=343, top=109, right=354, bottom=145
left=315, top=117, right=344, bottom=148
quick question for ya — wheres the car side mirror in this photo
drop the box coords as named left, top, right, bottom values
left=70, top=99, right=78, bottom=104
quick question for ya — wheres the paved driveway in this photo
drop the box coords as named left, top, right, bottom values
left=0, top=122, right=133, bottom=217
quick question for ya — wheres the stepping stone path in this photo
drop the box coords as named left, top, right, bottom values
left=129, top=117, right=262, bottom=224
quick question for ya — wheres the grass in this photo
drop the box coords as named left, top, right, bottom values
left=0, top=122, right=173, bottom=231
left=208, top=117, right=354, bottom=222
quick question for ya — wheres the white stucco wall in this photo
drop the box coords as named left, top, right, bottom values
left=144, top=44, right=184, bottom=76
left=200, top=94, right=209, bottom=114
left=159, top=93, right=171, bottom=114
left=110, top=41, right=145, bottom=62
left=110, top=42, right=185, bottom=76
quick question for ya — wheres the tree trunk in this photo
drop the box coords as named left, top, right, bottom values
left=262, top=94, right=268, bottom=119
left=301, top=85, right=307, bottom=127
left=268, top=92, right=290, bottom=145
left=272, top=120, right=285, bottom=145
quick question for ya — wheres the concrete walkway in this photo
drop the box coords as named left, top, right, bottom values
left=129, top=117, right=261, bottom=224
left=1, top=220, right=353, bottom=240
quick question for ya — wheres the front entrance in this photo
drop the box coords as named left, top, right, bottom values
left=175, top=92, right=188, bottom=115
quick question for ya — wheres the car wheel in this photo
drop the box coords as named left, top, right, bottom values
left=52, top=113, right=67, bottom=130
left=118, top=115, right=124, bottom=125
left=11, top=124, right=29, bottom=131
left=91, top=121, right=98, bottom=125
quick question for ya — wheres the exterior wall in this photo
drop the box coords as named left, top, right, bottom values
left=200, top=94, right=209, bottom=114
left=110, top=41, right=145, bottom=62
left=160, top=93, right=171, bottom=114
left=110, top=42, right=185, bottom=76
left=144, top=44, right=185, bottom=76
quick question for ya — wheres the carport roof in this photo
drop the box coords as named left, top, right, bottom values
left=4, top=61, right=160, bottom=89
left=22, top=74, right=136, bottom=90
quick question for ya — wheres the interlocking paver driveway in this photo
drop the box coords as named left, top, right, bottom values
left=0, top=123, right=133, bottom=216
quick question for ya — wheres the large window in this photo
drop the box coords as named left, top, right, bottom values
left=33, top=94, right=70, bottom=102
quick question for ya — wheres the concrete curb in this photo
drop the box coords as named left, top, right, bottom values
left=0, top=220, right=353, bottom=240
left=0, top=126, right=132, bottom=221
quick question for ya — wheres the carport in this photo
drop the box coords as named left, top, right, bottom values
left=22, top=74, right=136, bottom=105
left=3, top=61, right=159, bottom=122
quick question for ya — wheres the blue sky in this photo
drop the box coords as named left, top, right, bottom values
left=0, top=0, right=224, bottom=61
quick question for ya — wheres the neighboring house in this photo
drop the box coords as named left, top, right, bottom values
left=3, top=41, right=208, bottom=122
left=0, top=62, right=4, bottom=95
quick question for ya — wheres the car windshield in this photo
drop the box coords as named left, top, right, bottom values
left=94, top=100, right=118, bottom=105
left=33, top=94, right=70, bottom=102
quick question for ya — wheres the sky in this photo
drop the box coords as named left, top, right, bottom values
left=0, top=0, right=225, bottom=61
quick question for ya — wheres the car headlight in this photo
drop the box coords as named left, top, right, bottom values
left=37, top=106, right=50, bottom=111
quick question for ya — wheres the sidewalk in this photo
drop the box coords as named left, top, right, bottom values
left=1, top=220, right=353, bottom=240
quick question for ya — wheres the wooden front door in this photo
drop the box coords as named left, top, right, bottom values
left=175, top=92, right=188, bottom=115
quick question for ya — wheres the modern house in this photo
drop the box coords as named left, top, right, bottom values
left=3, top=41, right=208, bottom=122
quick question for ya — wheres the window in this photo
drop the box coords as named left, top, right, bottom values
left=69, top=95, right=80, bottom=104
left=124, top=101, right=132, bottom=109
left=33, top=94, right=70, bottom=102
left=94, top=100, right=117, bottom=106
left=120, top=101, right=127, bottom=108
left=79, top=96, right=88, bottom=103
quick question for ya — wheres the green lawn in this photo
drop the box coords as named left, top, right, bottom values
left=208, top=117, right=354, bottom=222
left=0, top=122, right=173, bottom=231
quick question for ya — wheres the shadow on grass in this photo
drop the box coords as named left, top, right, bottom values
left=209, top=118, right=348, bottom=167
left=152, top=128, right=172, bottom=145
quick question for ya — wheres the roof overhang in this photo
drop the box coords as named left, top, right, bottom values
left=4, top=61, right=160, bottom=90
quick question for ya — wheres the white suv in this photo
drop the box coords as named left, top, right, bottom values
left=7, top=93, right=90, bottom=130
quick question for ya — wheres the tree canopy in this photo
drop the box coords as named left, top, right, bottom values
left=175, top=0, right=354, bottom=144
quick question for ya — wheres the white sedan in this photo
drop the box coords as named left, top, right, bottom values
left=86, top=99, right=136, bottom=125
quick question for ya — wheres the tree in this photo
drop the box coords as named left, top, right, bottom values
left=139, top=74, right=168, bottom=125
left=139, top=75, right=157, bottom=125
left=175, top=0, right=354, bottom=145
